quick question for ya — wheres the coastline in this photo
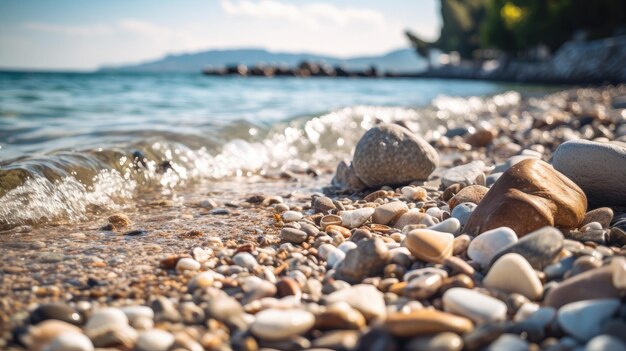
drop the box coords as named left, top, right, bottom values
left=1, top=85, right=625, bottom=350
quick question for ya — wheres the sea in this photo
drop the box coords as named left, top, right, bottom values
left=0, top=71, right=556, bottom=229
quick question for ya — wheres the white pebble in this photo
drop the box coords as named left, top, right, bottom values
left=135, top=330, right=175, bottom=351
left=176, top=257, right=200, bottom=271
left=44, top=332, right=94, bottom=351
left=282, top=210, right=303, bottom=222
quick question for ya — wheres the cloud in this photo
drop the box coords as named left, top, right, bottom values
left=220, top=0, right=386, bottom=28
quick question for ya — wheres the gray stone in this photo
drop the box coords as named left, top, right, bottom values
left=442, top=161, right=486, bottom=188
left=585, top=335, right=626, bottom=351
left=352, top=123, right=438, bottom=188
left=451, top=202, right=476, bottom=227
left=335, top=238, right=389, bottom=284
left=552, top=139, right=626, bottom=207
left=332, top=160, right=366, bottom=191
left=557, top=298, right=621, bottom=342
left=490, top=226, right=564, bottom=270
left=281, top=228, right=308, bottom=244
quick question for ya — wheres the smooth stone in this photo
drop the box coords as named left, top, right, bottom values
left=611, top=257, right=626, bottom=290
left=582, top=208, right=614, bottom=228
left=45, top=332, right=94, bottom=351
left=544, top=266, right=621, bottom=308
left=251, top=309, right=315, bottom=341
left=394, top=210, right=435, bottom=229
left=335, top=238, right=389, bottom=284
left=428, top=218, right=461, bottom=235
left=325, top=284, right=386, bottom=321
left=341, top=208, right=375, bottom=229
left=84, top=308, right=128, bottom=335
left=352, top=123, right=439, bottom=187
left=232, top=252, right=257, bottom=270
left=31, top=303, right=83, bottom=326
left=484, top=253, right=543, bottom=300
left=442, top=161, right=486, bottom=188
left=120, top=306, right=154, bottom=330
left=282, top=210, right=303, bottom=222
left=401, top=186, right=427, bottom=201
left=451, top=202, right=476, bottom=227
left=337, top=241, right=357, bottom=253
left=585, top=335, right=626, bottom=351
left=406, top=332, right=464, bottom=351
left=372, top=201, right=408, bottom=225
left=448, top=185, right=489, bottom=210
left=557, top=298, right=620, bottom=342
left=467, top=227, right=518, bottom=269
left=552, top=139, right=626, bottom=207
left=465, top=127, right=496, bottom=147
left=24, top=320, right=82, bottom=350
left=385, top=309, right=473, bottom=337
left=404, top=271, right=444, bottom=299
left=314, top=303, right=366, bottom=330
left=176, top=257, right=200, bottom=271
left=332, top=160, right=367, bottom=191
left=484, top=334, right=529, bottom=351
left=313, top=196, right=336, bottom=213
left=465, top=159, right=587, bottom=237
left=490, top=226, right=564, bottom=270
left=326, top=248, right=346, bottom=269
left=404, top=229, right=454, bottom=264
left=188, top=271, right=215, bottom=292
left=311, top=330, right=359, bottom=350
left=135, top=330, right=175, bottom=351
left=443, top=288, right=507, bottom=324
left=241, top=276, right=277, bottom=303
left=281, top=227, right=308, bottom=244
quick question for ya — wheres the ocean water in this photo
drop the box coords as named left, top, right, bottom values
left=0, top=71, right=553, bottom=229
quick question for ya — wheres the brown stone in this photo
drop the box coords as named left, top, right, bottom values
left=443, top=184, right=463, bottom=202
left=314, top=304, right=366, bottom=330
left=465, top=159, right=587, bottom=237
left=465, top=129, right=496, bottom=147
left=386, top=309, right=473, bottom=337
left=448, top=185, right=489, bottom=210
left=276, top=278, right=301, bottom=299
left=544, top=265, right=620, bottom=308
left=394, top=209, right=429, bottom=229
left=405, top=229, right=454, bottom=264
left=372, top=201, right=409, bottom=225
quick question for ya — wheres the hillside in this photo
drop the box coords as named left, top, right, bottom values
left=98, top=48, right=426, bottom=74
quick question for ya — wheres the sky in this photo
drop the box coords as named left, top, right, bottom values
left=0, top=0, right=441, bottom=71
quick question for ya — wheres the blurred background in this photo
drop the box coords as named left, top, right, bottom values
left=0, top=0, right=625, bottom=227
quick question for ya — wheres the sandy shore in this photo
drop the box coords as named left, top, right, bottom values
left=1, top=85, right=626, bottom=351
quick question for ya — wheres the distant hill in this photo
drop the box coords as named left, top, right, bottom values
left=98, top=48, right=426, bottom=74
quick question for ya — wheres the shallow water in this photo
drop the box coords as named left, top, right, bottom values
left=0, top=72, right=555, bottom=228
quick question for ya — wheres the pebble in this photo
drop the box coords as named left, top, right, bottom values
left=84, top=307, right=128, bottom=335
left=340, top=208, right=375, bottom=228
left=325, top=284, right=386, bottom=321
left=282, top=210, right=303, bottom=222
left=467, top=226, right=518, bottom=269
left=544, top=266, right=620, bottom=308
left=385, top=309, right=473, bottom=337
left=351, top=123, right=439, bottom=187
left=394, top=210, right=434, bottom=229
left=311, top=330, right=359, bottom=350
left=465, top=159, right=587, bottom=237
left=335, top=238, right=389, bottom=284
left=428, top=218, right=461, bottom=235
left=23, top=320, right=82, bottom=350
left=30, top=303, right=83, bottom=326
left=176, top=257, right=201, bottom=271
left=483, top=253, right=543, bottom=300
left=314, top=302, right=366, bottom=330
left=404, top=229, right=454, bottom=264
left=585, top=335, right=626, bottom=351
left=401, top=186, right=427, bottom=201
left=448, top=185, right=489, bottom=210
left=582, top=207, right=614, bottom=228
left=443, top=288, right=507, bottom=324
left=135, top=329, right=175, bottom=351
left=484, top=334, right=529, bottom=351
left=557, top=298, right=620, bottom=342
left=281, top=227, right=308, bottom=244
left=405, top=332, right=464, bottom=351
left=326, top=247, right=346, bottom=268
left=232, top=252, right=257, bottom=270
left=332, top=160, right=366, bottom=191
left=490, top=226, right=564, bottom=270
left=441, top=161, right=486, bottom=188
left=251, top=309, right=315, bottom=340
left=188, top=271, right=215, bottom=292
left=450, top=202, right=476, bottom=227
left=313, top=196, right=336, bottom=213
left=552, top=139, right=626, bottom=207
left=372, top=201, right=408, bottom=225
left=45, top=332, right=94, bottom=351
left=120, top=306, right=154, bottom=330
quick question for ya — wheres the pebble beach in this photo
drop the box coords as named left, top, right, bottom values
left=2, top=85, right=626, bottom=351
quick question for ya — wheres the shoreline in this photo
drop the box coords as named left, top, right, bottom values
left=1, top=85, right=626, bottom=350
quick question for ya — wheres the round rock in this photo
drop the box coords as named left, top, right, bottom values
left=552, top=139, right=626, bottom=207
left=352, top=123, right=439, bottom=188
left=442, top=287, right=507, bottom=324
left=557, top=298, right=620, bottom=342
left=489, top=226, right=564, bottom=270
left=135, top=329, right=175, bottom=351
left=404, top=229, right=454, bottom=264
left=483, top=253, right=543, bottom=300
left=251, top=309, right=315, bottom=341
left=467, top=226, right=518, bottom=269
